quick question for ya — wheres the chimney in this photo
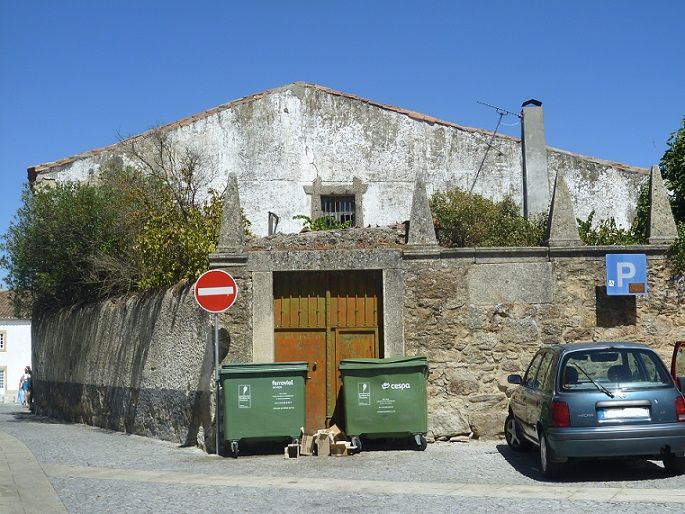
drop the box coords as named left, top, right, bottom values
left=521, top=99, right=550, bottom=218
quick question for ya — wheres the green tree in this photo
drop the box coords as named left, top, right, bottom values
left=1, top=131, right=227, bottom=311
left=135, top=191, right=223, bottom=289
left=661, top=116, right=685, bottom=222
left=659, top=116, right=685, bottom=278
left=0, top=180, right=140, bottom=313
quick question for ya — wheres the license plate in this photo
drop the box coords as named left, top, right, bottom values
left=598, top=407, right=650, bottom=420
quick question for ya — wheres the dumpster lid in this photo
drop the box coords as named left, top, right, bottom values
left=339, top=356, right=427, bottom=370
left=220, top=361, right=308, bottom=375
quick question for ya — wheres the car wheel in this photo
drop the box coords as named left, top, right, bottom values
left=663, top=453, right=685, bottom=475
left=504, top=413, right=530, bottom=452
left=539, top=430, right=563, bottom=478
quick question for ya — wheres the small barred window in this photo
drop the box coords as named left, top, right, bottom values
left=321, top=195, right=355, bottom=225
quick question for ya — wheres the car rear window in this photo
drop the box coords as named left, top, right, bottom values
left=560, top=348, right=671, bottom=391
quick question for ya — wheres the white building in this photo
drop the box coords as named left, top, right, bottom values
left=30, top=83, right=648, bottom=235
left=0, top=291, right=32, bottom=403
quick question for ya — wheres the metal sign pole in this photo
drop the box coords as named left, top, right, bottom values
left=214, top=313, right=220, bottom=455
left=193, top=270, right=238, bottom=456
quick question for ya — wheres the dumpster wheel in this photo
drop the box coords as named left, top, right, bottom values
left=351, top=436, right=362, bottom=453
left=230, top=441, right=240, bottom=458
left=414, top=434, right=427, bottom=451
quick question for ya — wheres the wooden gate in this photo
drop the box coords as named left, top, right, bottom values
left=274, top=271, right=381, bottom=430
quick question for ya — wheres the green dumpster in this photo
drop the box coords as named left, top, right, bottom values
left=219, top=361, right=308, bottom=457
left=339, top=356, right=428, bottom=452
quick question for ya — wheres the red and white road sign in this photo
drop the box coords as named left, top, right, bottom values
left=193, top=270, right=238, bottom=313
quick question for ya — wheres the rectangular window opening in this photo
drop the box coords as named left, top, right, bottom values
left=321, top=195, right=355, bottom=226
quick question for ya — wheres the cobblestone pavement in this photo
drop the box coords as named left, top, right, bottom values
left=2, top=404, right=685, bottom=513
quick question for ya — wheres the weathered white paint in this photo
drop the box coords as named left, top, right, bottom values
left=33, top=83, right=648, bottom=235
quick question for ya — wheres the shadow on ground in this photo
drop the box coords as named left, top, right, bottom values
left=218, top=434, right=424, bottom=458
left=496, top=443, right=671, bottom=483
left=353, top=435, right=425, bottom=453
left=1, top=407, right=164, bottom=443
left=1, top=407, right=72, bottom=425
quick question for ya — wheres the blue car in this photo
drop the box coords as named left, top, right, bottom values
left=505, top=341, right=685, bottom=478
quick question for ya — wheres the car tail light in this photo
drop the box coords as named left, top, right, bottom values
left=552, top=400, right=571, bottom=428
left=676, top=395, right=685, bottom=422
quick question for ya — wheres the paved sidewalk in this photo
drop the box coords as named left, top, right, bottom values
left=2, top=404, right=685, bottom=513
left=0, top=430, right=67, bottom=513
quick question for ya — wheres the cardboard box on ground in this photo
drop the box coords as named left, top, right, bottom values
left=287, top=425, right=357, bottom=458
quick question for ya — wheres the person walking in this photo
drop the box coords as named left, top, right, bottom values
left=16, top=368, right=26, bottom=405
left=19, top=366, right=32, bottom=407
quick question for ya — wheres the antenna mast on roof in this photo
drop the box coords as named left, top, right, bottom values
left=469, top=101, right=521, bottom=194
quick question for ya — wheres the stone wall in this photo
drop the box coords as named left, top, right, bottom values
left=31, top=276, right=252, bottom=452
left=404, top=251, right=684, bottom=441
left=30, top=244, right=684, bottom=449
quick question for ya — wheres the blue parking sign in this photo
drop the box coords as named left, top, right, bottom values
left=605, top=254, right=648, bottom=296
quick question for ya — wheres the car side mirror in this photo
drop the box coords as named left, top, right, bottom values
left=507, top=374, right=522, bottom=385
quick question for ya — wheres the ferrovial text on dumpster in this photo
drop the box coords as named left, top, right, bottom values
left=272, top=379, right=294, bottom=389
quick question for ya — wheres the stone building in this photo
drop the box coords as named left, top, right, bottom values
left=28, top=83, right=683, bottom=448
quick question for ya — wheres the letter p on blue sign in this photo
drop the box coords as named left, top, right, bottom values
left=605, top=254, right=648, bottom=296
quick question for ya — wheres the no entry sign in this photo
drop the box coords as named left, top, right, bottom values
left=194, top=270, right=238, bottom=313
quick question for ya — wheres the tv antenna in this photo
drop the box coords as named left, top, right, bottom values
left=469, top=101, right=521, bottom=193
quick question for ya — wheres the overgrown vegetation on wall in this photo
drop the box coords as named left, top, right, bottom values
left=430, top=184, right=653, bottom=249
left=662, top=117, right=685, bottom=222
left=292, top=214, right=352, bottom=231
left=661, top=117, right=685, bottom=277
left=1, top=131, right=224, bottom=313
left=430, top=188, right=547, bottom=247
left=576, top=184, right=650, bottom=246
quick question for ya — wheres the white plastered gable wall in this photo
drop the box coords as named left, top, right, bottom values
left=31, top=83, right=648, bottom=236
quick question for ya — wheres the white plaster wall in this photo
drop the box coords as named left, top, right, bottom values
left=35, top=84, right=647, bottom=235
left=548, top=151, right=648, bottom=227
left=0, top=320, right=32, bottom=402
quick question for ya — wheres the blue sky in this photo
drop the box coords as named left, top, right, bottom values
left=1, top=1, right=684, bottom=282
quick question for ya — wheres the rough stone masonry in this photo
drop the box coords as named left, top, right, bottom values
left=32, top=236, right=685, bottom=447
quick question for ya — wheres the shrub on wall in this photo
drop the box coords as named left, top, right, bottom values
left=577, top=211, right=645, bottom=246
left=1, top=161, right=224, bottom=311
left=430, top=188, right=546, bottom=247
left=576, top=183, right=650, bottom=246
left=292, top=214, right=352, bottom=231
left=670, top=223, right=685, bottom=277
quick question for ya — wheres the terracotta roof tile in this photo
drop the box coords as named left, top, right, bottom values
left=0, top=291, right=28, bottom=320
